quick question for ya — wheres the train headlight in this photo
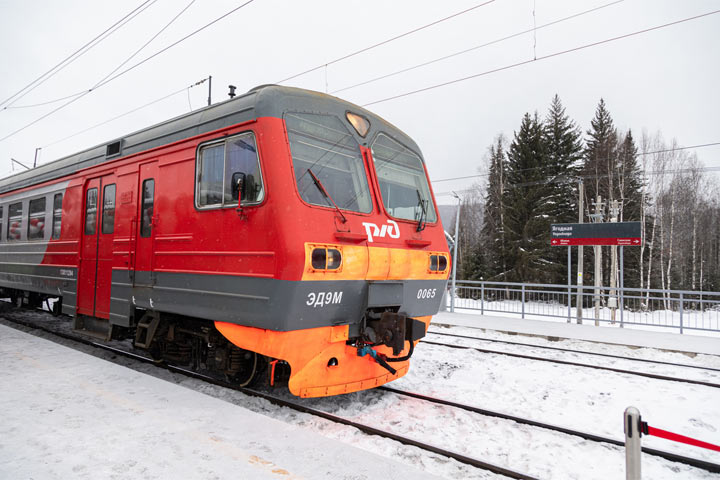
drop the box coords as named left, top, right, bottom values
left=311, top=247, right=342, bottom=270
left=429, top=254, right=448, bottom=273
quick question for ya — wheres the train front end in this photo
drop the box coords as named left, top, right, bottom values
left=216, top=86, right=450, bottom=397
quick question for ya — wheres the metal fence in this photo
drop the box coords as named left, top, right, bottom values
left=449, top=280, right=720, bottom=334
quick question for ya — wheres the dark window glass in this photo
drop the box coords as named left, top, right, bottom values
left=285, top=112, right=372, bottom=213
left=371, top=133, right=437, bottom=223
left=197, top=133, right=263, bottom=208
left=85, top=188, right=98, bottom=235
left=430, top=255, right=438, bottom=272
left=140, top=179, right=154, bottom=238
left=8, top=203, right=22, bottom=242
left=28, top=198, right=46, bottom=241
left=311, top=248, right=326, bottom=269
left=52, top=194, right=63, bottom=240
left=102, top=184, right=116, bottom=234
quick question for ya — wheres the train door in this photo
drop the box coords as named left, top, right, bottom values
left=133, top=162, right=158, bottom=287
left=77, top=174, right=116, bottom=317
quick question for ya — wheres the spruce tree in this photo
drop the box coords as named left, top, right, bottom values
left=502, top=113, right=558, bottom=282
left=544, top=95, right=583, bottom=283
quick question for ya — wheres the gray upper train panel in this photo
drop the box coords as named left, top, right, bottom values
left=0, top=86, right=423, bottom=195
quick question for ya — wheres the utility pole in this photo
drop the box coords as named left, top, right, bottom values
left=591, top=195, right=605, bottom=326
left=609, top=200, right=619, bottom=323
left=576, top=180, right=584, bottom=324
left=450, top=192, right=461, bottom=313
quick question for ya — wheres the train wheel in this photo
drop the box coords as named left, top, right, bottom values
left=225, top=349, right=259, bottom=387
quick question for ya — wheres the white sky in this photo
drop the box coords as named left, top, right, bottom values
left=0, top=0, right=718, bottom=204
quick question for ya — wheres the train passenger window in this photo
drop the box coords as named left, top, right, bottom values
left=102, top=184, right=116, bottom=234
left=51, top=194, right=63, bottom=239
left=28, top=198, right=46, bottom=241
left=85, top=188, right=98, bottom=235
left=140, top=179, right=154, bottom=237
left=7, top=203, right=22, bottom=242
left=371, top=133, right=437, bottom=223
left=285, top=112, right=372, bottom=213
left=196, top=132, right=263, bottom=208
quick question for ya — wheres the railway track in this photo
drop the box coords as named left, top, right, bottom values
left=0, top=309, right=537, bottom=480
left=423, top=332, right=720, bottom=389
left=379, top=385, right=720, bottom=474
left=4, top=306, right=719, bottom=476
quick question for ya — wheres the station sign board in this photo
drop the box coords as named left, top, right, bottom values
left=550, top=222, right=642, bottom=246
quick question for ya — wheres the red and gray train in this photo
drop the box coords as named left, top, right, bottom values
left=0, top=85, right=450, bottom=397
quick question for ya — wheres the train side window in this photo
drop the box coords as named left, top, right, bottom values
left=51, top=194, right=63, bottom=239
left=196, top=132, right=263, bottom=208
left=7, top=203, right=22, bottom=242
left=28, top=198, right=46, bottom=241
left=85, top=188, right=98, bottom=235
left=140, top=179, right=154, bottom=237
left=102, top=184, right=116, bottom=234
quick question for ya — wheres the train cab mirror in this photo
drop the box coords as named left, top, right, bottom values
left=232, top=172, right=246, bottom=203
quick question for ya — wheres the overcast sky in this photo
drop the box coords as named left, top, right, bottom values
left=0, top=0, right=718, bottom=204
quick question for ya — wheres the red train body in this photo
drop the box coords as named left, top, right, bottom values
left=0, top=86, right=449, bottom=397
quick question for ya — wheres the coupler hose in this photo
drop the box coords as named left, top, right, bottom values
left=357, top=346, right=397, bottom=375
left=386, top=340, right=414, bottom=363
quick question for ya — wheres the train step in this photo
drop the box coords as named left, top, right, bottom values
left=73, top=315, right=113, bottom=341
left=134, top=314, right=161, bottom=349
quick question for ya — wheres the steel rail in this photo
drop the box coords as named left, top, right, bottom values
left=421, top=339, right=720, bottom=389
left=0, top=311, right=537, bottom=480
left=379, top=386, right=720, bottom=474
left=427, top=330, right=720, bottom=372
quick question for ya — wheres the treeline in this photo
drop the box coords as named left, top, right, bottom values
left=457, top=96, right=720, bottom=293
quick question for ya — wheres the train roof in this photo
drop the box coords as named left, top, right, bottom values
left=0, top=85, right=422, bottom=195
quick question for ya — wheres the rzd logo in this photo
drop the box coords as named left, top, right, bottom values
left=362, top=220, right=400, bottom=243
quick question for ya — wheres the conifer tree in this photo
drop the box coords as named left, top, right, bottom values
left=502, top=113, right=558, bottom=282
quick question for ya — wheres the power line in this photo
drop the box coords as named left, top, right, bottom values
left=275, top=0, right=496, bottom=85
left=332, top=0, right=624, bottom=95
left=434, top=165, right=720, bottom=196
left=431, top=142, right=720, bottom=183
left=0, top=0, right=156, bottom=110
left=362, top=9, right=720, bottom=107
left=0, top=0, right=256, bottom=144
left=42, top=78, right=209, bottom=150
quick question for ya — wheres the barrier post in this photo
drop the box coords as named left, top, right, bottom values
left=521, top=284, right=526, bottom=319
left=624, top=406, right=642, bottom=480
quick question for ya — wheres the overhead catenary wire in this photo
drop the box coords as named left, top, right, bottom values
left=41, top=78, right=209, bottom=150
left=362, top=9, right=720, bottom=107
left=432, top=142, right=720, bottom=183
left=0, top=0, right=157, bottom=111
left=0, top=0, right=256, bottom=145
left=332, top=0, right=624, bottom=95
left=274, top=0, right=496, bottom=85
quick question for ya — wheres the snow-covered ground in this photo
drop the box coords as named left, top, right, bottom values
left=1, top=314, right=719, bottom=479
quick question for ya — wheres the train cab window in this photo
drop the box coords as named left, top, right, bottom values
left=102, top=184, right=116, bottom=234
left=28, top=198, right=46, bottom=241
left=51, top=194, right=63, bottom=239
left=285, top=112, right=372, bottom=213
left=140, top=179, right=154, bottom=237
left=7, top=203, right=22, bottom=242
left=85, top=188, right=98, bottom=235
left=196, top=132, right=263, bottom=208
left=371, top=133, right=437, bottom=224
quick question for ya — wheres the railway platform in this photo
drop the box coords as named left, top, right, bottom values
left=432, top=311, right=720, bottom=356
left=0, top=323, right=441, bottom=480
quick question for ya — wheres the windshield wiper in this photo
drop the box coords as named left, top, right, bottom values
left=415, top=190, right=428, bottom=232
left=308, top=169, right=347, bottom=224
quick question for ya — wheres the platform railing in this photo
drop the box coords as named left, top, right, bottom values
left=448, top=280, right=720, bottom=334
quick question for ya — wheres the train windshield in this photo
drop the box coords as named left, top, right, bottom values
left=285, top=112, right=372, bottom=213
left=371, top=133, right=437, bottom=223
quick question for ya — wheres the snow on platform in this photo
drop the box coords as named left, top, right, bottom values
left=433, top=311, right=720, bottom=356
left=0, top=324, right=441, bottom=480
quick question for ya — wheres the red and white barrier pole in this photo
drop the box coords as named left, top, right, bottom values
left=624, top=406, right=642, bottom=480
